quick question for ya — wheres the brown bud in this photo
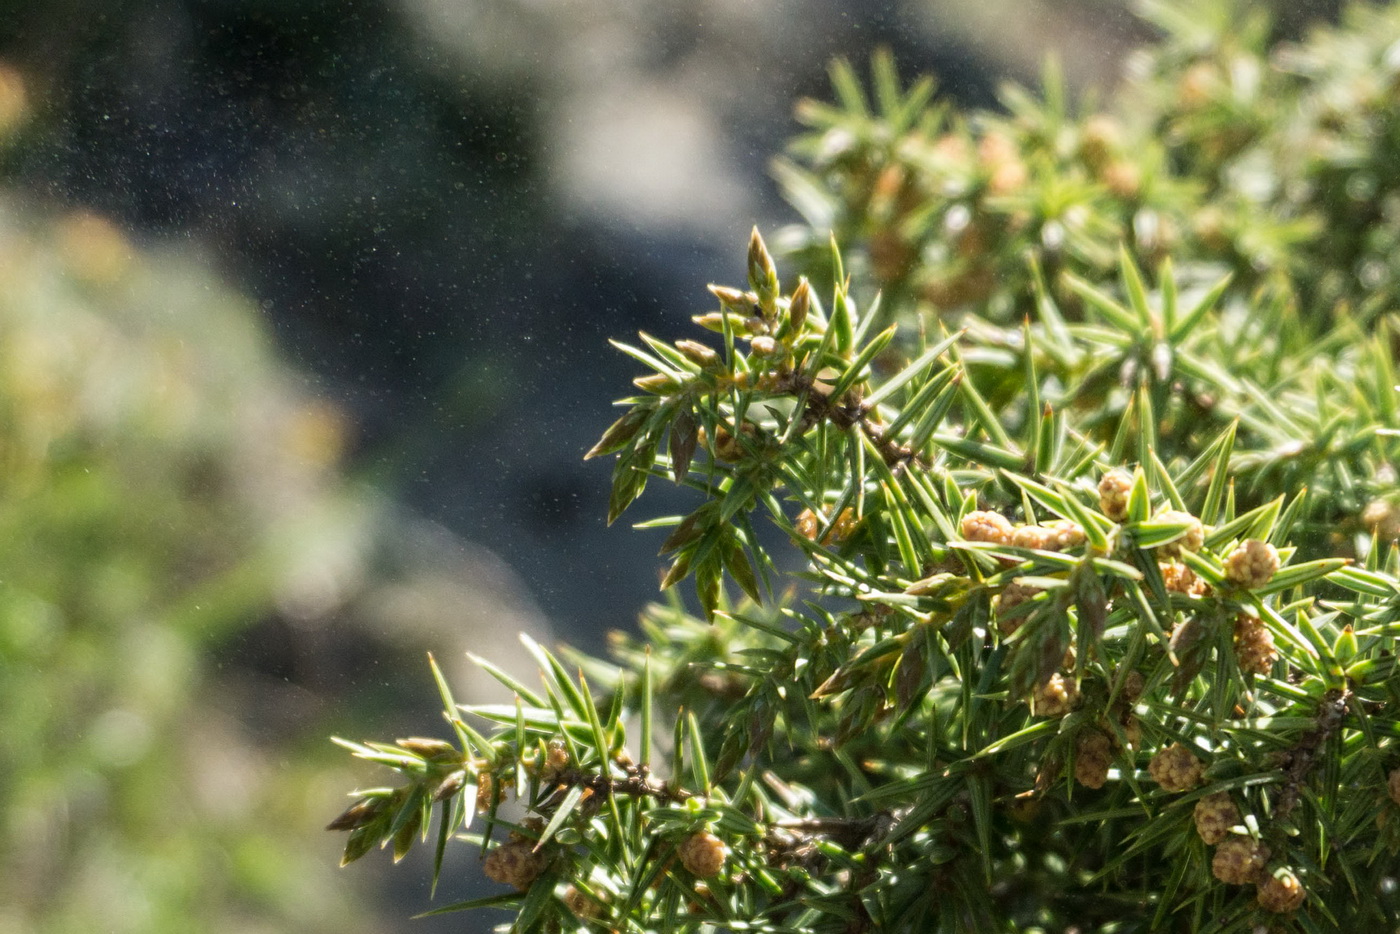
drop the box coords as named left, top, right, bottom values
left=995, top=579, right=1042, bottom=636
left=1046, top=520, right=1086, bottom=551
left=701, top=422, right=758, bottom=462
left=1155, top=510, right=1204, bottom=558
left=1256, top=869, right=1305, bottom=913
left=677, top=831, right=727, bottom=878
left=1074, top=729, right=1113, bottom=789
left=676, top=339, right=718, bottom=368
left=483, top=839, right=548, bottom=890
left=1118, top=669, right=1145, bottom=706
left=326, top=795, right=387, bottom=831
left=1193, top=792, right=1240, bottom=845
left=1225, top=539, right=1279, bottom=589
left=1148, top=742, right=1204, bottom=792
left=1031, top=672, right=1079, bottom=718
left=961, top=510, right=1014, bottom=545
left=708, top=284, right=757, bottom=316
left=1119, top=715, right=1142, bottom=750
left=693, top=311, right=754, bottom=335
left=750, top=335, right=777, bottom=357
left=634, top=373, right=682, bottom=394
left=396, top=737, right=458, bottom=760
left=1211, top=834, right=1269, bottom=885
left=475, top=770, right=496, bottom=814
left=747, top=228, right=779, bottom=313
left=1098, top=470, right=1132, bottom=522
left=432, top=770, right=467, bottom=802
left=787, top=278, right=811, bottom=334
left=539, top=739, right=570, bottom=783
left=1161, top=562, right=1205, bottom=596
left=1012, top=524, right=1058, bottom=551
left=1233, top=613, right=1277, bottom=676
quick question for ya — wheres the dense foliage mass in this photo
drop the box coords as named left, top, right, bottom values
left=331, top=3, right=1400, bottom=930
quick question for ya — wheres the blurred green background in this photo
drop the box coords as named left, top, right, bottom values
left=0, top=1, right=1341, bottom=930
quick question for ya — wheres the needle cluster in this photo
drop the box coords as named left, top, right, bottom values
left=331, top=5, right=1400, bottom=931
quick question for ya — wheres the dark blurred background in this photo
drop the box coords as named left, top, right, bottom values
left=0, top=0, right=1341, bottom=929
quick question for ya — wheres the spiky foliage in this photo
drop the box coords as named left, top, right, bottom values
left=331, top=4, right=1400, bottom=931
